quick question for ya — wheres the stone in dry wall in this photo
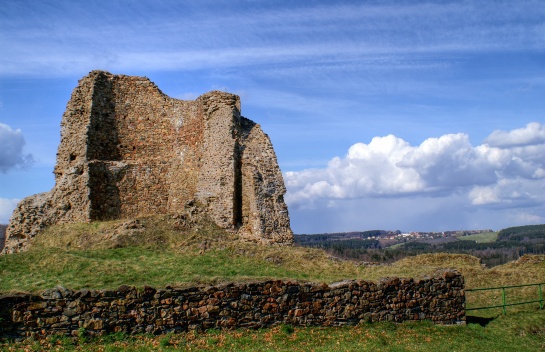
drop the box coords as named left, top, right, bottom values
left=3, top=71, right=293, bottom=253
left=0, top=270, right=465, bottom=340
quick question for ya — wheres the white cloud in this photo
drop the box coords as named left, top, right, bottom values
left=285, top=122, right=545, bottom=211
left=468, top=186, right=501, bottom=206
left=285, top=135, right=421, bottom=199
left=467, top=178, right=542, bottom=208
left=485, top=122, right=545, bottom=148
left=0, top=198, right=19, bottom=224
left=397, top=133, right=501, bottom=189
left=0, top=123, right=34, bottom=173
left=510, top=211, right=545, bottom=225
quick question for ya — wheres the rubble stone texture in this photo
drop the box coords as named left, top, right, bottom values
left=3, top=71, right=293, bottom=253
left=0, top=271, right=465, bottom=340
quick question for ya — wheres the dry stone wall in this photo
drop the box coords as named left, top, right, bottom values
left=3, top=71, right=293, bottom=252
left=0, top=271, right=465, bottom=340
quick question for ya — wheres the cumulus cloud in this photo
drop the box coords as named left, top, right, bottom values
left=0, top=198, right=19, bottom=224
left=285, top=122, right=545, bottom=212
left=0, top=123, right=34, bottom=173
left=485, top=122, right=545, bottom=148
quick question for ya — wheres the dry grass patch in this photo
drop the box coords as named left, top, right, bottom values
left=33, top=214, right=237, bottom=251
left=361, top=253, right=484, bottom=283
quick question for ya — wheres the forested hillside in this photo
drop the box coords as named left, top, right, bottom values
left=295, top=224, right=545, bottom=266
left=498, top=224, right=545, bottom=241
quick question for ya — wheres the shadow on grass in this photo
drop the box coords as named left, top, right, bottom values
left=466, top=315, right=496, bottom=327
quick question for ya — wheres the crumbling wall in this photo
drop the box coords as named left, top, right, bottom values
left=92, top=73, right=183, bottom=219
left=2, top=74, right=100, bottom=251
left=239, top=118, right=293, bottom=244
left=3, top=71, right=293, bottom=253
left=0, top=271, right=465, bottom=340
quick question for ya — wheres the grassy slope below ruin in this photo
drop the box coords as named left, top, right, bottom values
left=1, top=215, right=545, bottom=351
left=1, top=215, right=545, bottom=312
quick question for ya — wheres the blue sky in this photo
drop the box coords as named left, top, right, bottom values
left=1, top=0, right=545, bottom=233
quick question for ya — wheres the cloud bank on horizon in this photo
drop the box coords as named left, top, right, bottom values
left=287, top=123, right=545, bottom=205
left=286, top=123, right=545, bottom=233
left=1, top=0, right=545, bottom=232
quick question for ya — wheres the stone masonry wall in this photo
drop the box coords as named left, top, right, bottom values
left=0, top=271, right=465, bottom=340
left=3, top=71, right=293, bottom=252
left=239, top=118, right=293, bottom=244
left=195, top=93, right=242, bottom=229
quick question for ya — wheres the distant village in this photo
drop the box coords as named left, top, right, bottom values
left=294, top=228, right=495, bottom=248
left=367, top=229, right=494, bottom=241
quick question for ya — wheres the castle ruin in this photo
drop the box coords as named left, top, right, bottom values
left=3, top=71, right=293, bottom=253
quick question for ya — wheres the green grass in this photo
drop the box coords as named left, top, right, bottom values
left=0, top=245, right=366, bottom=292
left=1, top=216, right=545, bottom=350
left=386, top=242, right=405, bottom=249
left=1, top=218, right=544, bottom=309
left=5, top=248, right=541, bottom=318
left=2, top=312, right=545, bottom=351
left=457, top=232, right=498, bottom=243
left=0, top=216, right=370, bottom=292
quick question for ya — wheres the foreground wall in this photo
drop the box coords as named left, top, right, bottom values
left=0, top=271, right=465, bottom=340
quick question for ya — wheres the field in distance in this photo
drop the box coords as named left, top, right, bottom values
left=457, top=231, right=498, bottom=243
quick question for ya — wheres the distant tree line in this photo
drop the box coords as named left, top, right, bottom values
left=498, top=224, right=545, bottom=242
left=295, top=230, right=386, bottom=244
left=294, top=224, right=545, bottom=267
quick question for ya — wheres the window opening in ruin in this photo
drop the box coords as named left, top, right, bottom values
left=69, top=154, right=76, bottom=162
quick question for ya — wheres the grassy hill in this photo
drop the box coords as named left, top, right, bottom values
left=1, top=215, right=545, bottom=350
left=457, top=231, right=498, bottom=243
left=2, top=215, right=544, bottom=311
left=0, top=217, right=512, bottom=291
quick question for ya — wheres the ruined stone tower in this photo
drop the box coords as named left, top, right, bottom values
left=3, top=71, right=293, bottom=253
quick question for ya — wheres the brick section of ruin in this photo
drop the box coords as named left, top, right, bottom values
left=0, top=271, right=465, bottom=340
left=3, top=71, right=293, bottom=252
